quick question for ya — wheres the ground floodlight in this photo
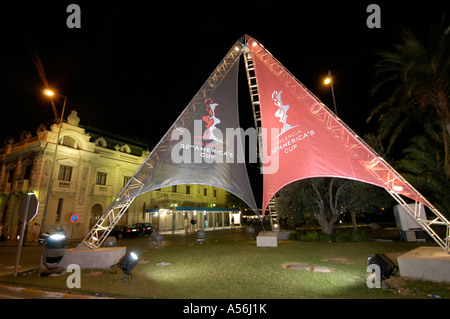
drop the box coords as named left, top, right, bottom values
left=46, top=233, right=66, bottom=249
left=104, top=236, right=117, bottom=247
left=197, top=229, right=205, bottom=244
left=151, top=231, right=163, bottom=249
left=367, top=253, right=398, bottom=281
left=40, top=232, right=67, bottom=276
left=118, top=251, right=138, bottom=276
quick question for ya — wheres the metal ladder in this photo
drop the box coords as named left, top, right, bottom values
left=243, top=43, right=278, bottom=231
left=243, top=44, right=263, bottom=171
left=268, top=198, right=279, bottom=231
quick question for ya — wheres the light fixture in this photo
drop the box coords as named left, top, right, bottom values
left=151, top=231, right=163, bottom=249
left=118, top=251, right=138, bottom=277
left=323, top=70, right=338, bottom=115
left=44, top=89, right=54, bottom=96
left=49, top=233, right=66, bottom=241
left=197, top=229, right=205, bottom=244
left=393, top=185, right=404, bottom=192
left=367, top=253, right=398, bottom=282
left=40, top=231, right=67, bottom=276
left=46, top=233, right=66, bottom=249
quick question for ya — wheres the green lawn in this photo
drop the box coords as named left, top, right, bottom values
left=2, top=239, right=449, bottom=299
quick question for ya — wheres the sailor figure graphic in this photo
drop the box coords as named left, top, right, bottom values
left=202, top=98, right=222, bottom=142
left=272, top=90, right=298, bottom=135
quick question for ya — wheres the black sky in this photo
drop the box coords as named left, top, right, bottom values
left=2, top=1, right=449, bottom=143
left=1, top=1, right=449, bottom=202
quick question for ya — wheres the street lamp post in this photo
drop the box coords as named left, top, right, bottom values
left=324, top=70, right=338, bottom=116
left=40, top=90, right=67, bottom=234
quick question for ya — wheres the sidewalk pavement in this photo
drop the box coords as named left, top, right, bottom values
left=0, top=284, right=112, bottom=299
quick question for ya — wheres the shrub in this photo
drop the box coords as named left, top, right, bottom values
left=288, top=232, right=297, bottom=240
left=291, top=229, right=371, bottom=242
left=319, top=232, right=335, bottom=242
left=306, top=230, right=320, bottom=241
left=351, top=230, right=372, bottom=242
left=335, top=230, right=352, bottom=242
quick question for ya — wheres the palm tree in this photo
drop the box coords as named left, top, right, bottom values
left=368, top=20, right=450, bottom=177
left=396, top=118, right=450, bottom=215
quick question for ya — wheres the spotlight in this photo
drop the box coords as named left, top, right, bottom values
left=118, top=251, right=138, bottom=278
left=367, top=253, right=398, bottom=281
left=151, top=231, right=163, bottom=249
left=197, top=229, right=205, bottom=244
left=246, top=225, right=255, bottom=239
left=104, top=236, right=117, bottom=247
left=39, top=232, right=67, bottom=276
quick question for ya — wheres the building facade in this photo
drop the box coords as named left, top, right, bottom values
left=0, top=111, right=229, bottom=241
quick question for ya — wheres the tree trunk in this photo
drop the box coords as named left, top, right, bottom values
left=311, top=179, right=344, bottom=234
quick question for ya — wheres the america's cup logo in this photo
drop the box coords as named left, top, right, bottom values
left=202, top=98, right=222, bottom=142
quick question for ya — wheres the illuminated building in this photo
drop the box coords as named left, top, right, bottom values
left=0, top=111, right=230, bottom=240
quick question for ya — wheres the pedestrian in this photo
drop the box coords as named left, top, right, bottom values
left=31, top=222, right=40, bottom=242
left=191, top=218, right=197, bottom=231
left=231, top=216, right=235, bottom=229
left=184, top=216, right=189, bottom=233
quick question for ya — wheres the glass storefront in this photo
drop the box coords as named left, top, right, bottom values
left=146, top=207, right=241, bottom=233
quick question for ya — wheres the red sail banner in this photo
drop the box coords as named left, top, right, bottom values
left=246, top=35, right=427, bottom=213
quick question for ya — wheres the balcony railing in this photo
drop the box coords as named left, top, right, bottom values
left=13, top=179, right=29, bottom=193
left=92, top=184, right=112, bottom=196
left=52, top=180, right=77, bottom=193
left=0, top=183, right=12, bottom=194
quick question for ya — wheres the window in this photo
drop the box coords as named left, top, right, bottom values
left=123, top=176, right=131, bottom=187
left=56, top=198, right=63, bottom=222
left=172, top=185, right=177, bottom=193
left=96, top=172, right=107, bottom=185
left=186, top=185, right=191, bottom=194
left=213, top=189, right=217, bottom=197
left=58, top=165, right=73, bottom=181
left=23, top=165, right=32, bottom=180
left=203, top=188, right=207, bottom=196
left=61, top=136, right=76, bottom=148
left=7, top=169, right=14, bottom=183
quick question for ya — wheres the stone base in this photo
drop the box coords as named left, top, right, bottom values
left=259, top=230, right=294, bottom=240
left=398, top=246, right=450, bottom=283
left=59, top=246, right=126, bottom=270
left=257, top=235, right=277, bottom=247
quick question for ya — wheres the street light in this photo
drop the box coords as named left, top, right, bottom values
left=44, top=89, right=54, bottom=97
left=40, top=89, right=67, bottom=234
left=324, top=70, right=338, bottom=116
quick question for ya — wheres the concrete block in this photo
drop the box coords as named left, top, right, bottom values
left=259, top=230, right=294, bottom=240
left=398, top=246, right=450, bottom=283
left=59, top=246, right=126, bottom=270
left=257, top=235, right=277, bottom=247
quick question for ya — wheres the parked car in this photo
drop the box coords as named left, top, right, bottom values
left=109, top=224, right=139, bottom=239
left=132, top=223, right=154, bottom=236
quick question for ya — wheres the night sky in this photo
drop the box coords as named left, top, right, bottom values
left=1, top=1, right=449, bottom=202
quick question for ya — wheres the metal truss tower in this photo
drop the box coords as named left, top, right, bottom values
left=79, top=35, right=449, bottom=254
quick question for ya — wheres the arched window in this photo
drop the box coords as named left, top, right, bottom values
left=60, top=136, right=76, bottom=148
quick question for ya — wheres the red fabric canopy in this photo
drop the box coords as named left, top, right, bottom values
left=246, top=35, right=426, bottom=213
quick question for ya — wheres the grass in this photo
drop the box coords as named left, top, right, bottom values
left=1, top=239, right=450, bottom=299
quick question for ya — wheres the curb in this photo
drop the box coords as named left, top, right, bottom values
left=0, top=284, right=112, bottom=299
